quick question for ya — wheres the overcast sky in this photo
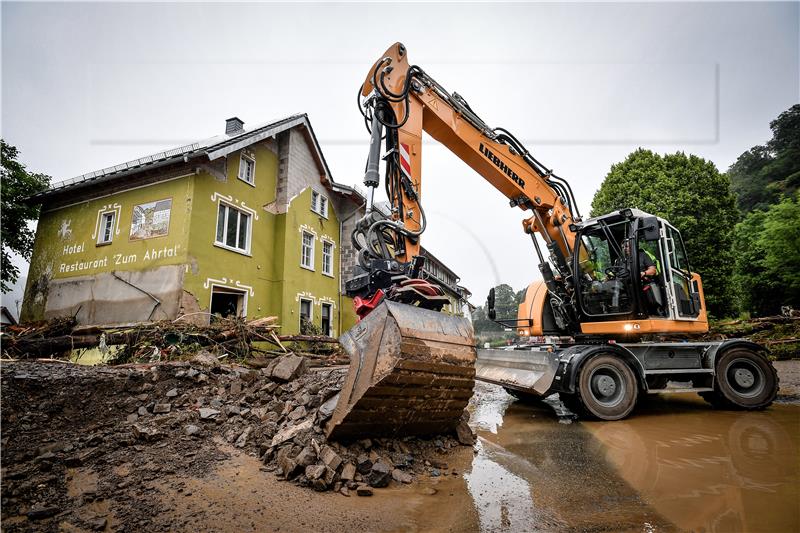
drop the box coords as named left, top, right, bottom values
left=2, top=1, right=798, bottom=308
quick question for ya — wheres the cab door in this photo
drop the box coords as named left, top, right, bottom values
left=663, top=225, right=701, bottom=318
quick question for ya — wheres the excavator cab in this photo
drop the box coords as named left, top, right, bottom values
left=572, top=209, right=703, bottom=328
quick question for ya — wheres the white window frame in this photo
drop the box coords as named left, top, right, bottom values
left=238, top=154, right=256, bottom=186
left=97, top=211, right=116, bottom=245
left=320, top=302, right=333, bottom=336
left=321, top=240, right=334, bottom=277
left=299, top=297, right=313, bottom=330
left=300, top=231, right=315, bottom=270
left=209, top=285, right=249, bottom=320
left=214, top=202, right=252, bottom=255
left=311, top=190, right=329, bottom=218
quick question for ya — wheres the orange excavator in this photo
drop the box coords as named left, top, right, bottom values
left=325, top=43, right=778, bottom=438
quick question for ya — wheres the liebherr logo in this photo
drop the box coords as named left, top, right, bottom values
left=479, top=143, right=525, bottom=188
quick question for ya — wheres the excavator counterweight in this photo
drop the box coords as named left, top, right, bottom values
left=326, top=301, right=475, bottom=440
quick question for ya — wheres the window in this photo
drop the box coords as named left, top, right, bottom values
left=299, top=298, right=312, bottom=332
left=238, top=154, right=255, bottom=185
left=321, top=303, right=332, bottom=336
left=215, top=203, right=251, bottom=254
left=311, top=190, right=328, bottom=218
left=97, top=212, right=115, bottom=245
left=575, top=221, right=633, bottom=316
left=210, top=286, right=247, bottom=321
left=322, top=241, right=333, bottom=276
left=301, top=231, right=314, bottom=269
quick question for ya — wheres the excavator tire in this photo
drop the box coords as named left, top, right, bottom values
left=325, top=300, right=476, bottom=440
left=568, top=354, right=639, bottom=421
left=701, top=347, right=778, bottom=410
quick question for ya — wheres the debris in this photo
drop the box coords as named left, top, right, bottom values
left=199, top=408, right=220, bottom=420
left=392, top=468, right=413, bottom=484
left=271, top=355, right=308, bottom=382
left=153, top=403, right=172, bottom=414
left=356, top=484, right=374, bottom=497
left=271, top=418, right=313, bottom=447
left=368, top=462, right=392, bottom=488
left=185, top=425, right=201, bottom=436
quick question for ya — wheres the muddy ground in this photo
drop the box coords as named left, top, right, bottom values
left=2, top=359, right=798, bottom=532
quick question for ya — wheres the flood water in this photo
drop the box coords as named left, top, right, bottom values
left=466, top=381, right=800, bottom=532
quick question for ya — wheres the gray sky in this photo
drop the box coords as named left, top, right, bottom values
left=2, top=1, right=798, bottom=308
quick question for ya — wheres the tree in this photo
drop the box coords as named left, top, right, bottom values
left=1, top=140, right=50, bottom=293
left=728, top=104, right=800, bottom=212
left=591, top=149, right=739, bottom=317
left=472, top=283, right=526, bottom=334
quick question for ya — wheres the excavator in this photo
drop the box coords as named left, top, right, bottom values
left=325, top=43, right=779, bottom=438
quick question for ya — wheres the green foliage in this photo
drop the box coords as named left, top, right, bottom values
left=733, top=195, right=800, bottom=315
left=590, top=149, right=739, bottom=317
left=472, top=283, right=526, bottom=334
left=1, top=140, right=50, bottom=293
left=728, top=104, right=800, bottom=212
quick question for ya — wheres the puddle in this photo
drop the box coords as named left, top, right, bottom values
left=468, top=380, right=800, bottom=532
left=586, top=394, right=800, bottom=533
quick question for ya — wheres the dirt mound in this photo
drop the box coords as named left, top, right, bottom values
left=1, top=358, right=475, bottom=531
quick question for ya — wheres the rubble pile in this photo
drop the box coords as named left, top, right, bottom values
left=1, top=315, right=346, bottom=366
left=1, top=355, right=476, bottom=531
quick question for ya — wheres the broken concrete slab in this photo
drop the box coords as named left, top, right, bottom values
left=270, top=355, right=307, bottom=382
left=270, top=418, right=313, bottom=447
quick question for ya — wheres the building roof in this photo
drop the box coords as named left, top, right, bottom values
left=29, top=113, right=334, bottom=203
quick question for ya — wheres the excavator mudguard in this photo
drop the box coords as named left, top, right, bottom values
left=326, top=300, right=476, bottom=440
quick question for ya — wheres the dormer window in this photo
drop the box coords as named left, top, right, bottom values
left=238, top=154, right=255, bottom=185
left=311, top=190, right=328, bottom=218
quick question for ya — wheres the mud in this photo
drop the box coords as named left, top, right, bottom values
left=466, top=360, right=800, bottom=532
left=2, top=359, right=798, bottom=532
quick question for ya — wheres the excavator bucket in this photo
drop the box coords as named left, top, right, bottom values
left=326, top=300, right=476, bottom=440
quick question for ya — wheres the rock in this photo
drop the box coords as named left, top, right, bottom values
left=166, top=388, right=178, bottom=398
left=198, top=408, right=220, bottom=420
left=288, top=405, right=307, bottom=421
left=295, top=447, right=317, bottom=467
left=431, top=468, right=440, bottom=477
left=359, top=438, right=373, bottom=450
left=137, top=406, right=148, bottom=416
left=312, top=478, right=328, bottom=491
left=320, top=446, right=343, bottom=471
left=89, top=517, right=108, bottom=531
left=153, top=403, right=171, bottom=414
left=34, top=451, right=55, bottom=462
left=271, top=355, right=308, bottom=382
left=210, top=398, right=223, bottom=409
left=27, top=506, right=59, bottom=520
left=368, top=462, right=392, bottom=488
left=126, top=413, right=139, bottom=423
left=392, top=469, right=413, bottom=484
left=356, top=484, right=373, bottom=497
left=339, top=486, right=350, bottom=497
left=340, top=462, right=356, bottom=481
left=317, top=394, right=338, bottom=420
left=230, top=380, right=242, bottom=396
left=278, top=457, right=300, bottom=479
left=192, top=350, right=219, bottom=367
left=455, top=420, right=476, bottom=445
left=421, top=487, right=438, bottom=496
left=356, top=454, right=373, bottom=474
left=185, top=425, right=201, bottom=436
left=235, top=427, right=252, bottom=448
left=186, top=368, right=200, bottom=379
left=132, top=424, right=163, bottom=442
left=226, top=404, right=241, bottom=416
left=323, top=466, right=336, bottom=485
left=305, top=464, right=326, bottom=480
left=270, top=418, right=313, bottom=447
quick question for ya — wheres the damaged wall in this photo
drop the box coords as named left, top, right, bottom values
left=22, top=177, right=193, bottom=324
left=44, top=266, right=185, bottom=324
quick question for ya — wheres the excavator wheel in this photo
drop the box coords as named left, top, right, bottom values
left=701, top=347, right=778, bottom=410
left=567, top=354, right=639, bottom=421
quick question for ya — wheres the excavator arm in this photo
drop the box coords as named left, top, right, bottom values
left=348, top=42, right=581, bottom=329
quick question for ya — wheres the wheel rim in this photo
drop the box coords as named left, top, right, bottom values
left=726, top=358, right=766, bottom=398
left=588, top=364, right=626, bottom=407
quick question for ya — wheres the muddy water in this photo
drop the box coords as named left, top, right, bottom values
left=467, top=381, right=800, bottom=532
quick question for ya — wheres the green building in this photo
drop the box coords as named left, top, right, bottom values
left=21, top=115, right=471, bottom=334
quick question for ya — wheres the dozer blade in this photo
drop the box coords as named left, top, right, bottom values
left=475, top=348, right=559, bottom=396
left=326, top=300, right=476, bottom=440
